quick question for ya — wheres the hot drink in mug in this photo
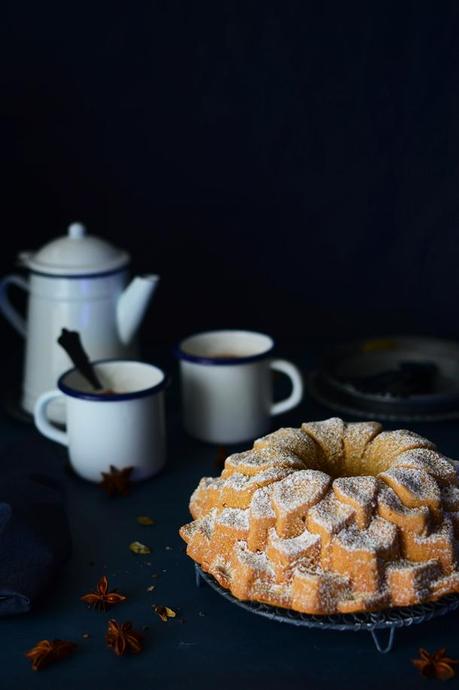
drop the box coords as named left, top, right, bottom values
left=34, top=360, right=166, bottom=482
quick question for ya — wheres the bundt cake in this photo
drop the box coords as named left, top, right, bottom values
left=180, top=418, right=459, bottom=614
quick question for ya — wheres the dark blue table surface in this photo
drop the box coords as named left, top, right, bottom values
left=1, top=354, right=459, bottom=690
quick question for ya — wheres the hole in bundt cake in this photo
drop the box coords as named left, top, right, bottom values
left=315, top=455, right=392, bottom=479
left=299, top=419, right=436, bottom=478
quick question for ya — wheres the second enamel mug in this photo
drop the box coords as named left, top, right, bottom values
left=176, top=330, right=303, bottom=444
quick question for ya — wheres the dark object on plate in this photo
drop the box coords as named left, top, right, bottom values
left=57, top=328, right=103, bottom=390
left=341, top=361, right=438, bottom=398
left=308, top=337, right=459, bottom=421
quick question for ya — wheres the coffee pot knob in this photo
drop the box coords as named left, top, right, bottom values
left=68, top=222, right=87, bottom=239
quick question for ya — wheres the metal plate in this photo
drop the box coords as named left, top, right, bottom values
left=308, top=336, right=459, bottom=422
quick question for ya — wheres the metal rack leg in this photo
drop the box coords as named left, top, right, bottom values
left=195, top=564, right=203, bottom=588
left=370, top=627, right=396, bottom=654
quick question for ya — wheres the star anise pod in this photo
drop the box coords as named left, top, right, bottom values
left=412, top=648, right=459, bottom=680
left=25, top=639, right=77, bottom=671
left=81, top=575, right=127, bottom=611
left=100, top=465, right=134, bottom=496
left=106, top=619, right=143, bottom=656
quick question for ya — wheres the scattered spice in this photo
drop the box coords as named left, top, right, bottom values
left=25, top=639, right=77, bottom=671
left=136, top=516, right=155, bottom=526
left=154, top=605, right=176, bottom=622
left=412, top=648, right=459, bottom=680
left=81, top=575, right=127, bottom=611
left=165, top=546, right=172, bottom=551
left=106, top=619, right=143, bottom=656
left=147, top=585, right=156, bottom=592
left=100, top=466, right=134, bottom=496
left=214, top=446, right=227, bottom=471
left=129, top=541, right=151, bottom=555
left=81, top=633, right=90, bottom=640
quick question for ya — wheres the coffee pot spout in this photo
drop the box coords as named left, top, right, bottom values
left=117, top=274, right=159, bottom=345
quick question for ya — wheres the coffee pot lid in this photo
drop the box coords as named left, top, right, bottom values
left=20, top=223, right=130, bottom=276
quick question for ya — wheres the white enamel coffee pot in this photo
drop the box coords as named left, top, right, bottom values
left=0, top=222, right=159, bottom=422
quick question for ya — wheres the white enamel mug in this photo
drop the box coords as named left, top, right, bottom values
left=176, top=330, right=303, bottom=444
left=33, top=360, right=166, bottom=482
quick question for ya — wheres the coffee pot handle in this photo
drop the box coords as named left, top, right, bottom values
left=34, top=390, right=69, bottom=446
left=0, top=274, right=29, bottom=337
left=270, top=359, right=304, bottom=416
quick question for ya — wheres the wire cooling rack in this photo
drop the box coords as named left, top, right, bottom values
left=195, top=564, right=459, bottom=653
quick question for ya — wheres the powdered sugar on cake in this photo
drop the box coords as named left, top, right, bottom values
left=273, top=470, right=330, bottom=513
left=267, top=526, right=320, bottom=558
left=334, top=517, right=398, bottom=553
left=180, top=418, right=459, bottom=614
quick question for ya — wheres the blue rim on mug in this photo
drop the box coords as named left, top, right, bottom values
left=174, top=329, right=275, bottom=366
left=58, top=358, right=168, bottom=402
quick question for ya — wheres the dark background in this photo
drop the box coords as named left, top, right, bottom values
left=3, top=1, right=459, bottom=354
left=2, top=8, right=459, bottom=687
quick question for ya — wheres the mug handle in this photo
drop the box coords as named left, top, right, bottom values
left=0, top=274, right=29, bottom=337
left=34, top=390, right=69, bottom=447
left=270, top=359, right=303, bottom=416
